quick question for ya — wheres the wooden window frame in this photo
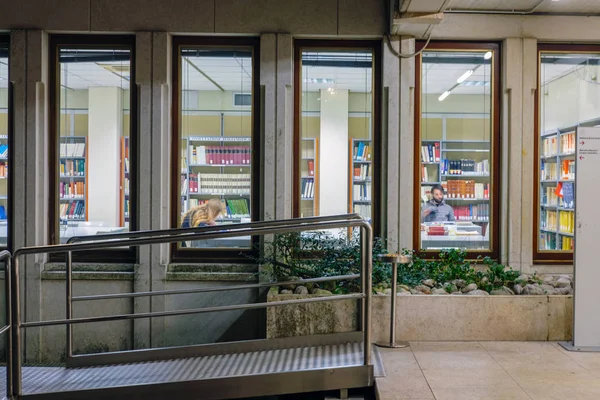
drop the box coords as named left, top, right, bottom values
left=48, top=35, right=137, bottom=263
left=533, top=44, right=600, bottom=264
left=413, top=41, right=502, bottom=260
left=292, top=39, right=383, bottom=238
left=170, top=36, right=261, bottom=263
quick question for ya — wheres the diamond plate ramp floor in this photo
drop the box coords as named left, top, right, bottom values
left=9, top=342, right=383, bottom=397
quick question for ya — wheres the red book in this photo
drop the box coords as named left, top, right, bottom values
left=435, top=142, right=440, bottom=162
left=308, top=160, right=315, bottom=176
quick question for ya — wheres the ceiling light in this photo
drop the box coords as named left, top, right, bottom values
left=438, top=91, right=451, bottom=101
left=484, top=52, right=492, bottom=60
left=457, top=69, right=474, bottom=84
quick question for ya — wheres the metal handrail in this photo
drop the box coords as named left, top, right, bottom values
left=0, top=250, right=12, bottom=398
left=11, top=216, right=373, bottom=397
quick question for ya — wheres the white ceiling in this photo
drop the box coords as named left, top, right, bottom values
left=402, top=0, right=600, bottom=13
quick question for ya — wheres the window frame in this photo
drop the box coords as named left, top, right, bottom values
left=533, top=43, right=600, bottom=264
left=170, top=36, right=261, bottom=263
left=0, top=35, right=10, bottom=252
left=48, top=35, right=137, bottom=263
left=292, top=39, right=383, bottom=237
left=413, top=41, right=502, bottom=260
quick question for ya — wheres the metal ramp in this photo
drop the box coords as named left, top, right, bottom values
left=3, top=215, right=376, bottom=399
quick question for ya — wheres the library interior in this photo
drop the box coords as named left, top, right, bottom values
left=3, top=0, right=600, bottom=399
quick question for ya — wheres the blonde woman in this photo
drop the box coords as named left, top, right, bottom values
left=181, top=198, right=227, bottom=229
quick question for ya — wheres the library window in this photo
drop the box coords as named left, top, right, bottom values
left=535, top=46, right=600, bottom=262
left=416, top=43, right=500, bottom=257
left=0, top=39, right=7, bottom=249
left=173, top=38, right=259, bottom=255
left=294, top=41, right=380, bottom=234
left=50, top=37, right=134, bottom=249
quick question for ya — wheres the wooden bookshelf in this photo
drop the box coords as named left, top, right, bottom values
left=348, top=138, right=372, bottom=221
left=300, top=137, right=319, bottom=217
left=119, top=137, right=130, bottom=227
left=59, top=136, right=88, bottom=222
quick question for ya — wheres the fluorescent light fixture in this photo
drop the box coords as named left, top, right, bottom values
left=303, top=78, right=335, bottom=84
left=484, top=51, right=492, bottom=60
left=457, top=69, right=474, bottom=84
left=438, top=91, right=451, bottom=101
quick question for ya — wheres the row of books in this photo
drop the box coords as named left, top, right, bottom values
left=442, top=159, right=489, bottom=175
left=441, top=181, right=490, bottom=199
left=0, top=144, right=8, bottom=159
left=59, top=200, right=85, bottom=220
left=540, top=232, right=557, bottom=250
left=541, top=160, right=575, bottom=181
left=353, top=204, right=371, bottom=221
left=560, top=236, right=574, bottom=251
left=558, top=210, right=575, bottom=234
left=560, top=132, right=575, bottom=154
left=123, top=178, right=130, bottom=196
left=60, top=181, right=85, bottom=198
left=60, top=142, right=86, bottom=158
left=0, top=162, right=7, bottom=178
left=353, top=164, right=370, bottom=181
left=60, top=159, right=85, bottom=177
left=188, top=145, right=251, bottom=165
left=305, top=160, right=315, bottom=177
left=453, top=205, right=489, bottom=221
left=301, top=177, right=315, bottom=200
left=542, top=133, right=575, bottom=157
left=542, top=137, right=558, bottom=157
left=353, top=182, right=372, bottom=202
left=124, top=199, right=129, bottom=218
left=183, top=173, right=251, bottom=195
left=353, top=141, right=372, bottom=162
left=541, top=209, right=557, bottom=231
left=420, top=143, right=440, bottom=163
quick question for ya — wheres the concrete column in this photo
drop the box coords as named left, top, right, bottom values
left=134, top=32, right=152, bottom=349
left=260, top=33, right=276, bottom=221
left=383, top=36, right=400, bottom=252
left=276, top=34, right=293, bottom=220
left=319, top=88, right=349, bottom=216
left=398, top=37, right=415, bottom=252
left=502, top=38, right=524, bottom=269
left=87, top=87, right=122, bottom=226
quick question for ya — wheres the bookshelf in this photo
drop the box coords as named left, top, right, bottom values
left=59, top=136, right=87, bottom=222
left=349, top=138, right=372, bottom=221
left=0, top=134, right=7, bottom=221
left=420, top=139, right=491, bottom=225
left=120, top=137, right=130, bottom=227
left=539, top=127, right=576, bottom=251
left=300, top=138, right=319, bottom=217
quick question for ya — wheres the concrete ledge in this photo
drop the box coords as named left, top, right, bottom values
left=45, top=263, right=135, bottom=272
left=167, top=263, right=257, bottom=273
left=267, top=293, right=573, bottom=342
left=41, top=271, right=135, bottom=281
left=165, top=272, right=258, bottom=282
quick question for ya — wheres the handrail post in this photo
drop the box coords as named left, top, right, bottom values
left=5, top=256, right=12, bottom=398
left=375, top=254, right=410, bottom=349
left=363, top=224, right=373, bottom=366
left=66, top=251, right=73, bottom=360
left=11, top=254, right=21, bottom=397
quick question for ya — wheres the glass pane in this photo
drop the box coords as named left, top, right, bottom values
left=537, top=52, right=599, bottom=252
left=57, top=48, right=131, bottom=243
left=0, top=42, right=7, bottom=247
left=179, top=47, right=253, bottom=249
left=419, top=50, right=494, bottom=251
left=298, top=50, right=374, bottom=231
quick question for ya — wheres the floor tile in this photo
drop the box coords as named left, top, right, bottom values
left=523, top=384, right=600, bottom=400
left=431, top=384, right=532, bottom=400
left=420, top=367, right=515, bottom=388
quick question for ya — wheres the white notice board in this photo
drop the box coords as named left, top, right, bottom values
left=574, top=126, right=600, bottom=348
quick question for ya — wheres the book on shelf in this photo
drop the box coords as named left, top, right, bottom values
left=542, top=137, right=558, bottom=157
left=559, top=210, right=574, bottom=234
left=60, top=142, right=86, bottom=158
left=60, top=159, right=85, bottom=177
left=187, top=173, right=251, bottom=195
left=353, top=182, right=372, bottom=201
left=60, top=200, right=85, bottom=220
left=0, top=144, right=8, bottom=159
left=441, top=159, right=489, bottom=175
left=541, top=160, right=558, bottom=180
left=442, top=181, right=489, bottom=199
left=0, top=162, right=7, bottom=178
left=301, top=177, right=314, bottom=199
left=354, top=164, right=370, bottom=181
left=561, top=160, right=575, bottom=180
left=560, top=131, right=575, bottom=154
left=541, top=209, right=557, bottom=231
left=59, top=181, right=85, bottom=198
left=353, top=204, right=371, bottom=220
left=561, top=236, right=574, bottom=251
left=454, top=204, right=489, bottom=221
left=420, top=142, right=440, bottom=163
left=307, top=160, right=315, bottom=176
left=561, top=182, right=574, bottom=209
left=189, top=145, right=251, bottom=165
left=353, top=141, right=372, bottom=162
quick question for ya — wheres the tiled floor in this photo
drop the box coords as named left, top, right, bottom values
left=375, top=342, right=600, bottom=400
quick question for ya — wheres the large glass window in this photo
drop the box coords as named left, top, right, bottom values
left=0, top=38, right=8, bottom=249
left=173, top=38, right=258, bottom=257
left=416, top=44, right=499, bottom=257
left=294, top=41, right=380, bottom=232
left=535, top=46, right=600, bottom=262
left=50, top=37, right=134, bottom=252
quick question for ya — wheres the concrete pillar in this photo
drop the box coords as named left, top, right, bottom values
left=319, top=88, right=349, bottom=216
left=87, top=87, right=122, bottom=226
left=276, top=34, right=293, bottom=220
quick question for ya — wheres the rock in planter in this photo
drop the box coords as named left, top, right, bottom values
left=540, top=284, right=556, bottom=294
left=415, top=285, right=432, bottom=294
left=422, top=279, right=436, bottom=288
left=312, top=289, right=333, bottom=296
left=451, top=279, right=467, bottom=289
left=490, top=286, right=515, bottom=296
left=397, top=289, right=412, bottom=296
left=383, top=288, right=392, bottom=295
left=399, top=284, right=411, bottom=292
left=451, top=291, right=462, bottom=295
left=432, top=288, right=447, bottom=295
left=281, top=276, right=301, bottom=291
left=522, top=284, right=545, bottom=295
left=410, top=289, right=422, bottom=295
left=294, top=285, right=309, bottom=295
left=553, top=286, right=572, bottom=295
left=517, top=274, right=531, bottom=283
left=513, top=284, right=523, bottom=295
left=443, top=283, right=458, bottom=293
left=555, top=278, right=571, bottom=288
left=543, top=275, right=556, bottom=286
left=280, top=289, right=293, bottom=294
left=462, top=283, right=478, bottom=293
left=467, top=290, right=490, bottom=296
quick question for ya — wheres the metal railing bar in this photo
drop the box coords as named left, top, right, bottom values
left=72, top=274, right=361, bottom=302
left=21, top=293, right=365, bottom=328
left=0, top=325, right=9, bottom=336
left=66, top=213, right=363, bottom=245
left=14, top=219, right=369, bottom=258
left=0, top=249, right=12, bottom=398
